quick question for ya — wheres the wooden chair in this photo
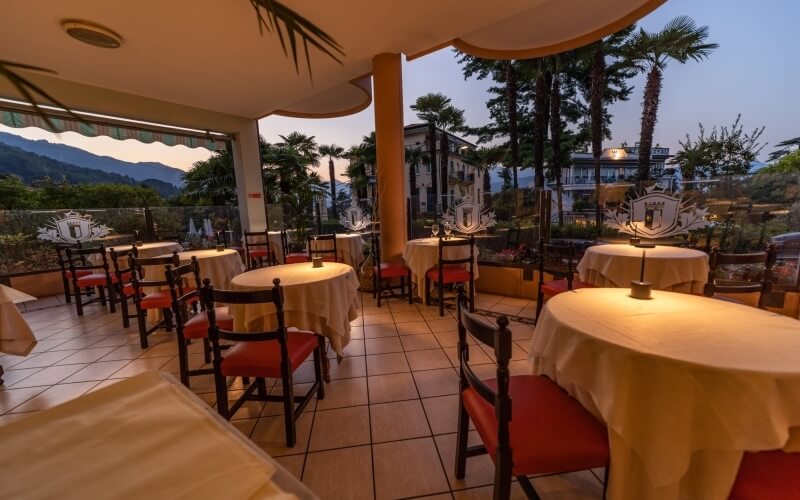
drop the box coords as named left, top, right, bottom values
left=282, top=230, right=310, bottom=264
left=454, top=286, right=610, bottom=500
left=371, top=232, right=412, bottom=307
left=728, top=450, right=800, bottom=500
left=166, top=258, right=233, bottom=388
left=703, top=245, right=777, bottom=308
left=109, top=247, right=138, bottom=328
left=66, top=246, right=117, bottom=316
left=243, top=230, right=271, bottom=270
left=201, top=278, right=325, bottom=446
left=425, top=235, right=476, bottom=317
left=129, top=251, right=181, bottom=348
left=308, top=233, right=339, bottom=263
left=55, top=243, right=90, bottom=304
left=535, top=241, right=594, bottom=320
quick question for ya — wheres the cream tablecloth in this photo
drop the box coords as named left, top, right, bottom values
left=230, top=263, right=359, bottom=356
left=403, top=238, right=479, bottom=300
left=310, top=233, right=364, bottom=269
left=577, top=244, right=708, bottom=293
left=0, top=285, right=37, bottom=356
left=0, top=372, right=313, bottom=499
left=267, top=231, right=285, bottom=264
left=528, top=288, right=800, bottom=500
left=92, top=241, right=184, bottom=264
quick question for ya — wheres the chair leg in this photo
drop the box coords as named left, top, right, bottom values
left=135, top=305, right=149, bottom=349
left=62, top=276, right=72, bottom=304
left=376, top=276, right=382, bottom=308
left=313, top=337, right=326, bottom=399
left=425, top=276, right=431, bottom=306
left=517, top=475, right=541, bottom=500
left=119, top=289, right=130, bottom=328
left=282, top=375, right=296, bottom=447
left=97, top=286, right=106, bottom=307
left=107, top=284, right=117, bottom=314
left=455, top=396, right=470, bottom=479
left=163, top=308, right=173, bottom=332
left=257, top=378, right=268, bottom=399
left=214, top=372, right=230, bottom=420
left=202, top=338, right=211, bottom=364
left=177, top=336, right=190, bottom=387
left=469, top=279, right=475, bottom=313
left=602, top=463, right=610, bottom=500
left=407, top=270, right=413, bottom=304
left=74, top=284, right=84, bottom=316
left=438, top=279, right=444, bottom=317
left=535, top=284, right=545, bottom=322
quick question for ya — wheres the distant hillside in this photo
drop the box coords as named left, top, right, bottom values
left=0, top=131, right=185, bottom=186
left=0, top=142, right=179, bottom=197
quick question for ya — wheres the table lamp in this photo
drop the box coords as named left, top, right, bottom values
left=134, top=230, right=143, bottom=247
left=630, top=250, right=652, bottom=299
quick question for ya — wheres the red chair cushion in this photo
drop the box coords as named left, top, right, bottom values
left=248, top=248, right=270, bottom=258
left=139, top=290, right=173, bottom=309
left=286, top=254, right=309, bottom=264
left=729, top=451, right=800, bottom=500
left=121, top=283, right=135, bottom=297
left=463, top=375, right=609, bottom=476
left=221, top=331, right=320, bottom=378
left=183, top=307, right=233, bottom=340
left=64, top=269, right=92, bottom=279
left=375, top=261, right=409, bottom=278
left=540, top=278, right=594, bottom=297
left=426, top=265, right=471, bottom=284
left=76, top=273, right=115, bottom=287
left=319, top=255, right=337, bottom=262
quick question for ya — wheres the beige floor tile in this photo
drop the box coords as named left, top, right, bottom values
left=498, top=296, right=532, bottom=308
left=413, top=368, right=459, bottom=398
left=349, top=326, right=364, bottom=339
left=29, top=339, right=70, bottom=353
left=11, top=381, right=98, bottom=413
left=366, top=353, right=410, bottom=376
left=99, top=344, right=147, bottom=361
left=54, top=346, right=116, bottom=365
left=315, top=377, right=368, bottom=410
left=427, top=318, right=458, bottom=333
left=367, top=372, right=419, bottom=404
left=433, top=332, right=459, bottom=348
left=309, top=406, right=370, bottom=451
left=10, top=350, right=77, bottom=369
left=87, top=378, right=125, bottom=393
left=10, top=364, right=88, bottom=388
left=397, top=321, right=432, bottom=335
left=109, top=356, right=173, bottom=378
left=370, top=399, right=431, bottom=443
left=0, top=386, right=48, bottom=413
left=139, top=341, right=179, bottom=358
left=453, top=483, right=528, bottom=499
left=373, top=437, right=450, bottom=500
left=362, top=313, right=394, bottom=326
left=87, top=334, right=138, bottom=348
left=489, top=303, right=524, bottom=316
left=230, top=417, right=258, bottom=437
left=388, top=303, right=417, bottom=313
left=340, top=339, right=365, bottom=358
left=0, top=368, right=42, bottom=388
left=328, top=356, right=367, bottom=380
left=443, top=346, right=491, bottom=367
left=422, top=395, right=460, bottom=435
left=364, top=337, right=403, bottom=355
left=363, top=305, right=383, bottom=315
left=274, top=454, right=305, bottom=479
left=303, top=445, right=373, bottom=500
left=529, top=470, right=604, bottom=499
left=363, top=323, right=398, bottom=338
left=406, top=349, right=452, bottom=371
left=435, top=431, right=495, bottom=490
left=250, top=412, right=313, bottom=457
left=400, top=334, right=442, bottom=351
left=392, top=311, right=425, bottom=323
left=225, top=390, right=267, bottom=420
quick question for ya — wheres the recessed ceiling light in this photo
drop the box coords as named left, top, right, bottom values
left=61, top=20, right=122, bottom=49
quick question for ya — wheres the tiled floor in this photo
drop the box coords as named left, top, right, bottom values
left=1, top=292, right=604, bottom=499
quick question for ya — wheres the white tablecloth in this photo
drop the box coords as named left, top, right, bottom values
left=0, top=285, right=36, bottom=356
left=528, top=288, right=800, bottom=500
left=402, top=238, right=479, bottom=299
left=230, top=263, right=360, bottom=356
left=310, top=233, right=364, bottom=269
left=0, top=372, right=312, bottom=499
left=577, top=244, right=708, bottom=293
left=92, top=241, right=184, bottom=265
left=267, top=231, right=285, bottom=264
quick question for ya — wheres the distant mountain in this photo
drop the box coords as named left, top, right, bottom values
left=0, top=142, right=179, bottom=197
left=0, top=131, right=185, bottom=186
left=490, top=169, right=534, bottom=192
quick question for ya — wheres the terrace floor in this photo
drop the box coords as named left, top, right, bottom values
left=1, top=292, right=605, bottom=499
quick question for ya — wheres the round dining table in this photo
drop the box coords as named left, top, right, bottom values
left=310, top=233, right=365, bottom=269
left=577, top=243, right=708, bottom=293
left=529, top=288, right=800, bottom=500
left=403, top=237, right=479, bottom=300
left=229, top=262, right=360, bottom=360
left=92, top=241, right=184, bottom=265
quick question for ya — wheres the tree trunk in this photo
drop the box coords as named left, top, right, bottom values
left=549, top=71, right=564, bottom=227
left=591, top=44, right=605, bottom=232
left=532, top=71, right=547, bottom=189
left=637, top=66, right=663, bottom=184
left=440, top=131, right=450, bottom=211
left=328, top=158, right=337, bottom=217
left=428, top=122, right=438, bottom=216
left=505, top=61, right=519, bottom=191
left=483, top=170, right=491, bottom=208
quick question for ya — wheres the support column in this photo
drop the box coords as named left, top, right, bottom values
left=373, top=53, right=407, bottom=260
left=231, top=120, right=267, bottom=233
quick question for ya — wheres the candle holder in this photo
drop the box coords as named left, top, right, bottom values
left=630, top=280, right=653, bottom=299
left=629, top=237, right=641, bottom=246
left=135, top=240, right=143, bottom=247
left=634, top=241, right=656, bottom=248
left=312, top=256, right=323, bottom=268
left=215, top=244, right=224, bottom=252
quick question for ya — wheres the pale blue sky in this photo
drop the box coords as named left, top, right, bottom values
left=3, top=0, right=798, bottom=180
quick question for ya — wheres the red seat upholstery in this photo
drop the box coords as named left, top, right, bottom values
left=540, top=278, right=595, bottom=297
left=320, top=255, right=337, bottom=262
left=463, top=375, right=609, bottom=476
left=376, top=261, right=409, bottom=278
left=64, top=269, right=92, bottom=279
left=76, top=273, right=115, bottom=287
left=426, top=265, right=471, bottom=284
left=221, top=331, right=319, bottom=378
left=248, top=248, right=269, bottom=258
left=286, top=253, right=309, bottom=264
left=121, top=283, right=135, bottom=297
left=729, top=451, right=800, bottom=500
left=139, top=290, right=173, bottom=309
left=183, top=307, right=233, bottom=339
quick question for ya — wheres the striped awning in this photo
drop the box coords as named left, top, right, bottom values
left=0, top=104, right=229, bottom=151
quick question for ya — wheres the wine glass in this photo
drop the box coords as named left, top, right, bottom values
left=443, top=221, right=452, bottom=239
left=431, top=224, right=440, bottom=238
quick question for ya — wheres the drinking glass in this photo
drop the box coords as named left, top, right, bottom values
left=443, top=221, right=452, bottom=239
left=431, top=224, right=440, bottom=238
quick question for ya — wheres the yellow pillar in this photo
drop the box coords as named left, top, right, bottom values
left=372, top=53, right=407, bottom=260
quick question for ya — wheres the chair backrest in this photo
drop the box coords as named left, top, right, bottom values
left=280, top=230, right=295, bottom=259
left=167, top=257, right=203, bottom=329
left=200, top=277, right=288, bottom=344
left=437, top=235, right=475, bottom=266
left=109, top=246, right=138, bottom=283
left=538, top=241, right=577, bottom=285
left=216, top=231, right=228, bottom=248
left=704, top=245, right=777, bottom=306
left=128, top=251, right=180, bottom=290
left=371, top=232, right=383, bottom=279
left=308, top=233, right=338, bottom=261
left=244, top=230, right=269, bottom=254
left=66, top=245, right=109, bottom=274
left=455, top=285, right=512, bottom=457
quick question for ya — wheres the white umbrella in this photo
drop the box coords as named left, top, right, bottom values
left=203, top=219, right=214, bottom=240
left=188, top=218, right=199, bottom=237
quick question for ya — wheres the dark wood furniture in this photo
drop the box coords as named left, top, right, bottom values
left=424, top=235, right=476, bottom=317
left=371, top=232, right=412, bottom=307
left=535, top=241, right=594, bottom=320
left=703, top=245, right=777, bottom=308
left=454, top=286, right=610, bottom=500
left=243, top=230, right=272, bottom=270
left=128, top=251, right=180, bottom=348
left=308, top=233, right=338, bottom=262
left=55, top=243, right=90, bottom=304
left=109, top=247, right=137, bottom=328
left=201, top=278, right=325, bottom=447
left=65, top=245, right=117, bottom=316
left=282, top=230, right=310, bottom=264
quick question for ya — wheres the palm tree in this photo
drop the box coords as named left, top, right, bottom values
left=278, top=132, right=320, bottom=167
left=530, top=59, right=550, bottom=189
left=319, top=144, right=344, bottom=217
left=505, top=61, right=520, bottom=190
left=465, top=146, right=507, bottom=208
left=405, top=145, right=430, bottom=216
left=411, top=93, right=466, bottom=212
left=589, top=42, right=606, bottom=229
left=549, top=57, right=565, bottom=227
left=623, top=16, right=717, bottom=183
left=182, top=149, right=237, bottom=206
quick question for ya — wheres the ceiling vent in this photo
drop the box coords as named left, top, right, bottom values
left=62, top=20, right=122, bottom=49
